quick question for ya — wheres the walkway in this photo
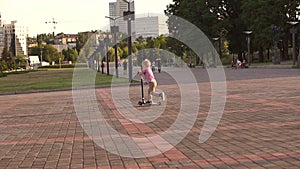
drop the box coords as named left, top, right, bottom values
left=0, top=68, right=299, bottom=168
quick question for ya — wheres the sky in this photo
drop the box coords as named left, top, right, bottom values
left=0, top=0, right=173, bottom=37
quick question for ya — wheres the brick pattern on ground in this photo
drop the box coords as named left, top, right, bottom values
left=0, top=68, right=299, bottom=168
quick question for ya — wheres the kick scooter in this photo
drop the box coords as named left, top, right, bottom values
left=138, top=77, right=161, bottom=106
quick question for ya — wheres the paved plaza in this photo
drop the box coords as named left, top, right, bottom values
left=0, top=67, right=299, bottom=169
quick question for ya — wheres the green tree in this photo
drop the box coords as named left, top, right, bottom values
left=43, top=45, right=59, bottom=63
left=108, top=47, right=115, bottom=62
left=165, top=0, right=227, bottom=63
left=37, top=33, right=55, bottom=44
left=8, top=52, right=16, bottom=70
left=0, top=60, right=8, bottom=71
left=28, top=46, right=41, bottom=56
left=57, top=52, right=64, bottom=65
left=62, top=48, right=78, bottom=63
left=16, top=55, right=27, bottom=68
left=241, top=0, right=300, bottom=62
left=76, top=32, right=94, bottom=53
left=165, top=0, right=300, bottom=63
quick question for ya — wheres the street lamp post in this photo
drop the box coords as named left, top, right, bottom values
left=212, top=37, right=220, bottom=67
left=168, top=47, right=171, bottom=66
left=104, top=35, right=110, bottom=75
left=98, top=35, right=105, bottom=74
left=180, top=44, right=185, bottom=67
left=105, top=16, right=121, bottom=78
left=93, top=42, right=100, bottom=72
left=96, top=50, right=100, bottom=72
left=287, top=21, right=298, bottom=66
left=40, top=47, right=43, bottom=66
left=122, top=0, right=134, bottom=82
left=244, top=31, right=252, bottom=65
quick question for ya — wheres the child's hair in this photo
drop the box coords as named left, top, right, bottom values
left=142, top=59, right=151, bottom=68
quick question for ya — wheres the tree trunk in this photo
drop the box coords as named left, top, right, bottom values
left=282, top=36, right=289, bottom=60
left=259, top=46, right=264, bottom=62
left=238, top=52, right=243, bottom=61
left=267, top=48, right=270, bottom=61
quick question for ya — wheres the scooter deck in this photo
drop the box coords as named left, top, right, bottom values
left=138, top=101, right=161, bottom=106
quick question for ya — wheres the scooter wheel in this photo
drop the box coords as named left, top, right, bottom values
left=138, top=101, right=143, bottom=105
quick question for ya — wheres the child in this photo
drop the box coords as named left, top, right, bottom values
left=139, top=59, right=165, bottom=103
left=236, top=59, right=242, bottom=68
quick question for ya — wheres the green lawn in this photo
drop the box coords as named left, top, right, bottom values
left=0, top=68, right=129, bottom=93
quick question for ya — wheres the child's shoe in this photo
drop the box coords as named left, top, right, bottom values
left=159, top=92, right=165, bottom=101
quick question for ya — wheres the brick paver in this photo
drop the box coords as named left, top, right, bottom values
left=0, top=67, right=299, bottom=168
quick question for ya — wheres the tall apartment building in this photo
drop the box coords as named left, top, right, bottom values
left=0, top=14, right=4, bottom=58
left=4, top=20, right=27, bottom=56
left=4, top=21, right=27, bottom=56
left=109, top=2, right=117, bottom=26
left=109, top=0, right=135, bottom=35
left=135, top=16, right=169, bottom=38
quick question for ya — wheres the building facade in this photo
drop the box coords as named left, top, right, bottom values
left=0, top=14, right=4, bottom=58
left=109, top=0, right=135, bottom=35
left=108, top=1, right=169, bottom=39
left=135, top=16, right=168, bottom=38
left=54, top=33, right=77, bottom=45
left=4, top=20, right=27, bottom=56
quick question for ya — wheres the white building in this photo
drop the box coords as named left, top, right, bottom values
left=28, top=55, right=40, bottom=66
left=109, top=0, right=135, bottom=35
left=4, top=20, right=27, bottom=56
left=135, top=16, right=169, bottom=38
left=109, top=2, right=117, bottom=25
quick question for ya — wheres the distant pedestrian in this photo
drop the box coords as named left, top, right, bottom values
left=101, top=62, right=105, bottom=73
left=123, top=60, right=127, bottom=71
left=157, top=60, right=161, bottom=73
left=151, top=61, right=156, bottom=72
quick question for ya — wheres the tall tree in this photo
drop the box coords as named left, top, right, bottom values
left=165, top=0, right=247, bottom=60
left=42, top=45, right=59, bottom=63
left=165, top=0, right=300, bottom=63
left=241, top=0, right=300, bottom=61
left=62, top=48, right=78, bottom=63
left=76, top=32, right=91, bottom=53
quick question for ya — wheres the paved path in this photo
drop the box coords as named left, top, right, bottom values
left=0, top=68, right=300, bottom=169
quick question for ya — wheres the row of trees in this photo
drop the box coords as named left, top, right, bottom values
left=28, top=45, right=78, bottom=64
left=165, top=0, right=300, bottom=63
left=3, top=1, right=300, bottom=72
left=0, top=48, right=27, bottom=71
left=0, top=33, right=81, bottom=71
left=87, top=0, right=300, bottom=67
left=88, top=34, right=194, bottom=67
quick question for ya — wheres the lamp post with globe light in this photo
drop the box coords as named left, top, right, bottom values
left=212, top=37, right=220, bottom=67
left=244, top=31, right=252, bottom=65
left=287, top=21, right=298, bottom=66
